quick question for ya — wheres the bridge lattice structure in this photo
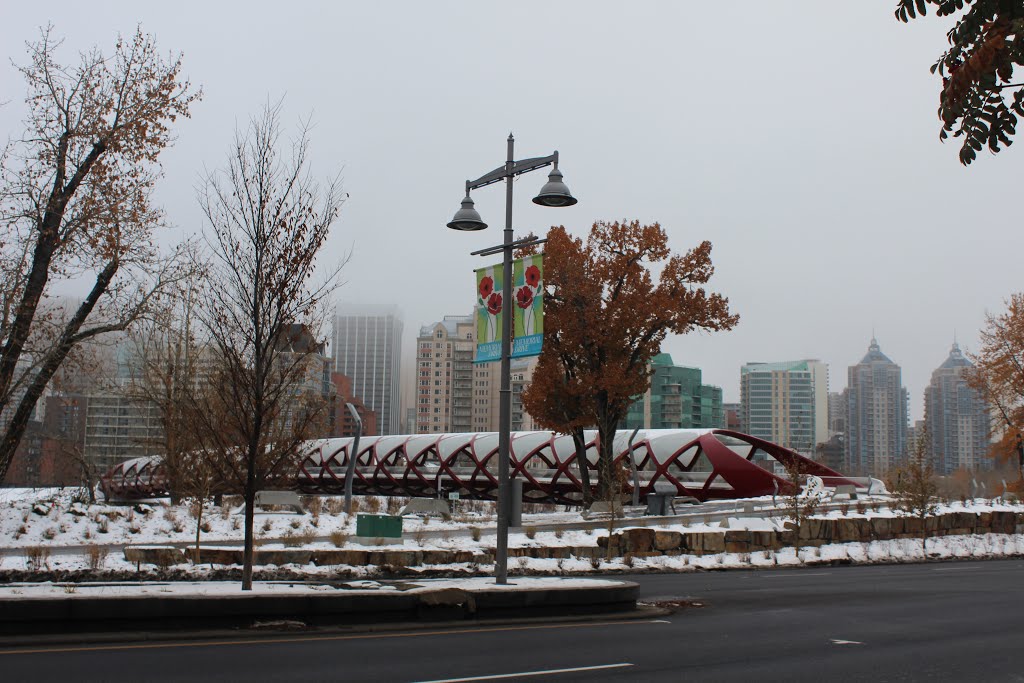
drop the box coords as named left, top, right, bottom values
left=100, top=428, right=856, bottom=503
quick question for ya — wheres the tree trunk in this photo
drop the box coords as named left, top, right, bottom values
left=194, top=500, right=203, bottom=565
left=242, top=456, right=257, bottom=590
left=596, top=413, right=619, bottom=503
left=571, top=429, right=593, bottom=507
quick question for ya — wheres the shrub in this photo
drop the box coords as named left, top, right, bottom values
left=85, top=545, right=109, bottom=571
left=290, top=519, right=302, bottom=530
left=329, top=531, right=349, bottom=548
left=589, top=556, right=602, bottom=570
left=261, top=519, right=273, bottom=533
left=413, top=528, right=427, bottom=547
left=525, top=526, right=537, bottom=540
left=554, top=528, right=564, bottom=540
left=622, top=553, right=635, bottom=568
left=362, top=497, right=381, bottom=514
left=470, top=526, right=482, bottom=542
left=385, top=496, right=403, bottom=515
left=97, top=518, right=110, bottom=534
left=304, top=496, right=323, bottom=518
left=325, top=497, right=345, bottom=515
left=283, top=530, right=317, bottom=547
left=25, top=546, right=50, bottom=571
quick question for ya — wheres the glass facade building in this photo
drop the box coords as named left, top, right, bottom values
left=622, top=353, right=723, bottom=430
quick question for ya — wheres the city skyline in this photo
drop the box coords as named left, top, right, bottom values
left=3, top=3, right=1022, bottom=425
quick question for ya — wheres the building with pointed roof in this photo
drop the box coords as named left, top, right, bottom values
left=923, top=342, right=990, bottom=473
left=845, top=337, right=908, bottom=475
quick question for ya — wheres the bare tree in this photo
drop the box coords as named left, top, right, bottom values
left=0, top=27, right=200, bottom=483
left=782, top=460, right=824, bottom=556
left=893, top=430, right=940, bottom=557
left=122, top=264, right=208, bottom=501
left=194, top=101, right=345, bottom=590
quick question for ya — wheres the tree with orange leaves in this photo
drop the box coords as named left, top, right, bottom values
left=522, top=221, right=738, bottom=501
left=968, top=293, right=1024, bottom=479
left=0, top=28, right=200, bottom=484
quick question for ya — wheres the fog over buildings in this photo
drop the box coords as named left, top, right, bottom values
left=4, top=2, right=1023, bottom=422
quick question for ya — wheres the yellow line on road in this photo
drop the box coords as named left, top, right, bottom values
left=0, top=619, right=666, bottom=656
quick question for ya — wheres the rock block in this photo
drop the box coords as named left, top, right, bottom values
left=702, top=533, right=726, bottom=554
left=654, top=530, right=684, bottom=551
left=622, top=528, right=657, bottom=553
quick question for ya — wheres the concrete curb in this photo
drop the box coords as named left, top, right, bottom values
left=0, top=580, right=639, bottom=639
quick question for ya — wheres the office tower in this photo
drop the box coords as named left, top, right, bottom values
left=845, top=338, right=909, bottom=475
left=623, top=353, right=723, bottom=430
left=739, top=359, right=828, bottom=454
left=332, top=304, right=403, bottom=435
left=924, top=342, right=990, bottom=473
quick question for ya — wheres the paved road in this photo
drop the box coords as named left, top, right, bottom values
left=2, top=559, right=1022, bottom=682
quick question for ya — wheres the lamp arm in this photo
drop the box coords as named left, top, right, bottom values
left=466, top=152, right=559, bottom=191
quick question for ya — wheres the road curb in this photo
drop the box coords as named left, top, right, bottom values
left=0, top=580, right=639, bottom=641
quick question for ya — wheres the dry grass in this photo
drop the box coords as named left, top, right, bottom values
left=85, top=545, right=109, bottom=571
left=25, top=546, right=50, bottom=571
left=283, top=530, right=318, bottom=547
left=329, top=531, right=349, bottom=548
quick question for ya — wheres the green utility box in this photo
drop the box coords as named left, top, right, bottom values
left=355, top=513, right=403, bottom=539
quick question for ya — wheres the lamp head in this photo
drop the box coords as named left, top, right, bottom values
left=532, top=166, right=577, bottom=207
left=447, top=194, right=487, bottom=231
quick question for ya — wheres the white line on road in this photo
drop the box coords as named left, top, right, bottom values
left=413, top=663, right=634, bottom=683
left=830, top=639, right=864, bottom=646
left=932, top=566, right=982, bottom=571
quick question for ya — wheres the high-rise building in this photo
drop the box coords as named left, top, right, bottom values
left=622, top=353, right=723, bottom=430
left=739, top=359, right=828, bottom=454
left=924, top=342, right=990, bottom=473
left=331, top=305, right=403, bottom=435
left=416, top=315, right=478, bottom=434
left=722, top=403, right=741, bottom=431
left=414, top=314, right=538, bottom=434
left=845, top=338, right=909, bottom=475
left=828, top=390, right=847, bottom=438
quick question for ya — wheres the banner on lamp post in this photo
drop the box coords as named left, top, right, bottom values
left=474, top=254, right=544, bottom=363
left=511, top=253, right=543, bottom=358
left=475, top=264, right=503, bottom=363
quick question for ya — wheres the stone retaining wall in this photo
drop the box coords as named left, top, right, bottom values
left=598, top=510, right=1024, bottom=557
left=124, top=511, right=1024, bottom=567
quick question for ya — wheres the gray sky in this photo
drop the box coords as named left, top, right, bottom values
left=3, top=1, right=1021, bottom=421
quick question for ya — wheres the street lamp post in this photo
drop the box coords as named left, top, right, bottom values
left=447, top=134, right=576, bottom=585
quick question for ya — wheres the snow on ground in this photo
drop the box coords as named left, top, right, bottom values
left=1, top=487, right=1023, bottom=578
left=0, top=575, right=623, bottom=600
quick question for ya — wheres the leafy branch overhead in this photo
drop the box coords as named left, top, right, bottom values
left=896, top=0, right=1024, bottom=164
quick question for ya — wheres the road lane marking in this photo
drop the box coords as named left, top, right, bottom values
left=932, top=566, right=982, bottom=571
left=830, top=639, right=864, bottom=645
left=0, top=619, right=666, bottom=656
left=413, top=663, right=634, bottom=682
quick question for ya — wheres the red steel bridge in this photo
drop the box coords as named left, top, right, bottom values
left=100, top=428, right=860, bottom=503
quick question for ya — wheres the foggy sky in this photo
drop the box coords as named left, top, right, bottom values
left=3, top=1, right=1021, bottom=421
